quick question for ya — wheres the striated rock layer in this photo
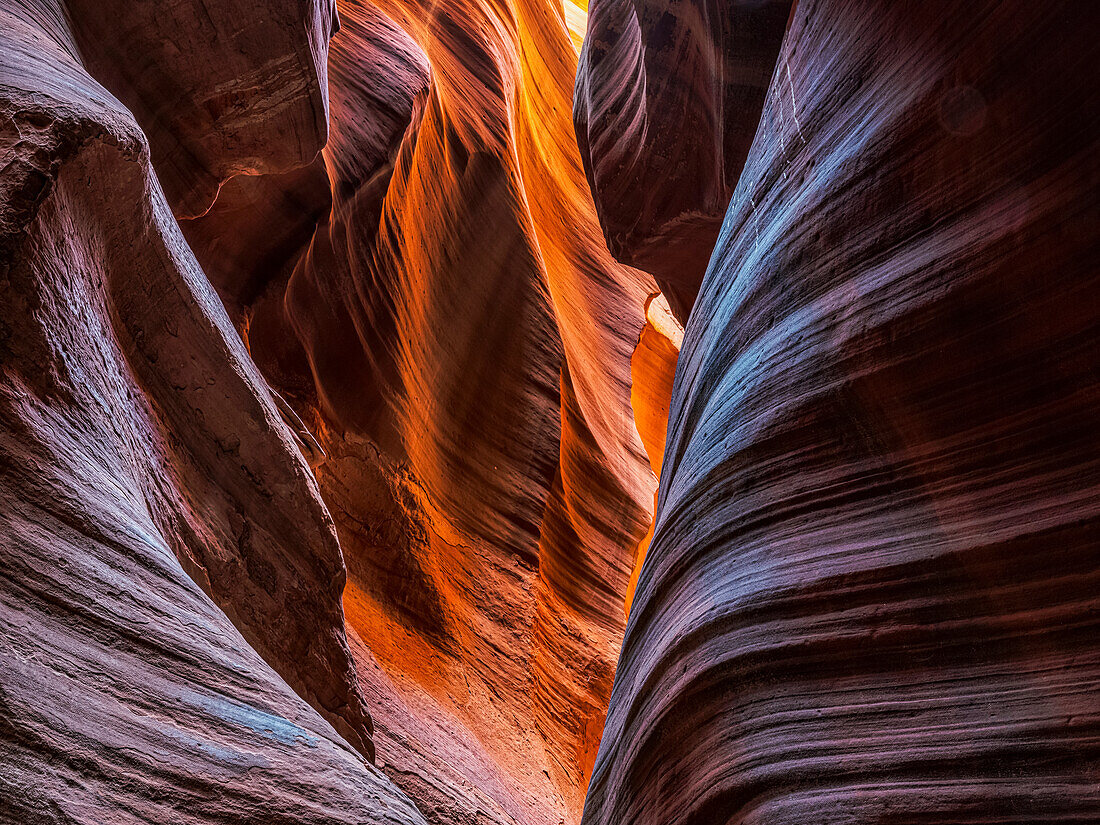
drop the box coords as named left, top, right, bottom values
left=181, top=0, right=676, bottom=821
left=583, top=0, right=1100, bottom=822
left=0, top=1, right=426, bottom=822
left=296, top=0, right=662, bottom=815
left=574, top=0, right=793, bottom=322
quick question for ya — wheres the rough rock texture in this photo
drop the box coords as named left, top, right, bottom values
left=574, top=0, right=793, bottom=322
left=66, top=0, right=339, bottom=218
left=177, top=0, right=673, bottom=821
left=583, top=0, right=1100, bottom=822
left=0, top=1, right=426, bottom=821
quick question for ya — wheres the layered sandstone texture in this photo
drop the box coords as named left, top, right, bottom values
left=181, top=0, right=675, bottom=822
left=583, top=0, right=1100, bottom=823
left=0, top=1, right=425, bottom=822
left=5, top=1, right=1090, bottom=824
left=1, top=0, right=676, bottom=821
left=574, top=0, right=794, bottom=322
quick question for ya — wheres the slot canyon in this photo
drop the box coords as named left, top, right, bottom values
left=0, top=0, right=1096, bottom=823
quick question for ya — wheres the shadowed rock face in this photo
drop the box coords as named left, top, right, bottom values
left=574, top=0, right=793, bottom=323
left=0, top=1, right=425, bottom=821
left=66, top=0, right=339, bottom=218
left=583, top=0, right=1100, bottom=822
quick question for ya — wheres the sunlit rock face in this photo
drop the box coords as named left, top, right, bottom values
left=181, top=0, right=673, bottom=821
left=624, top=293, right=681, bottom=616
left=583, top=0, right=1100, bottom=822
left=574, top=0, right=793, bottom=323
left=0, top=1, right=424, bottom=821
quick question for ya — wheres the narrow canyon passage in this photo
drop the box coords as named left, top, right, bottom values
left=1, top=1, right=1097, bottom=824
left=177, top=0, right=683, bottom=820
left=1, top=0, right=680, bottom=821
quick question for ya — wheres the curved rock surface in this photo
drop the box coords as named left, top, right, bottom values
left=0, top=1, right=425, bottom=821
left=625, top=293, right=681, bottom=616
left=583, top=1, right=1100, bottom=822
left=9, top=0, right=1087, bottom=823
left=178, top=0, right=674, bottom=821
left=574, top=0, right=793, bottom=322
left=66, top=0, right=339, bottom=218
left=292, top=0, right=664, bottom=816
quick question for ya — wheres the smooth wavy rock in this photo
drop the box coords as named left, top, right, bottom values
left=181, top=0, right=671, bottom=820
left=624, top=293, right=682, bottom=616
left=574, top=0, right=792, bottom=323
left=584, top=0, right=1100, bottom=822
left=0, top=2, right=425, bottom=820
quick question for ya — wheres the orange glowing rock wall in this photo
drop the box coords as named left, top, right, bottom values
left=625, top=293, right=681, bottom=616
left=298, top=0, right=667, bottom=817
left=182, top=0, right=678, bottom=821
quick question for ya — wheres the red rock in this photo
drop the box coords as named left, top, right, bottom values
left=66, top=0, right=339, bottom=218
left=574, top=0, right=793, bottom=323
left=278, top=0, right=667, bottom=818
left=0, top=2, right=424, bottom=821
left=624, top=293, right=682, bottom=615
left=582, top=1, right=1100, bottom=822
left=23, top=0, right=1091, bottom=823
left=180, top=160, right=333, bottom=331
left=175, top=0, right=675, bottom=820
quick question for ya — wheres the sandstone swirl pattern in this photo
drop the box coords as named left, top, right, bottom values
left=574, top=0, right=793, bottom=323
left=583, top=1, right=1100, bottom=822
left=4, top=0, right=1094, bottom=823
left=0, top=1, right=424, bottom=821
left=181, top=0, right=674, bottom=821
